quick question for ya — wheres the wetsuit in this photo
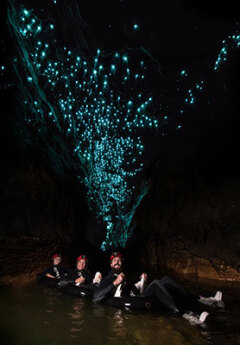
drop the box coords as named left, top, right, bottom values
left=61, top=269, right=98, bottom=297
left=93, top=272, right=197, bottom=313
left=67, top=268, right=93, bottom=285
left=43, top=265, right=67, bottom=279
left=36, top=265, right=68, bottom=287
left=93, top=271, right=141, bottom=302
left=142, top=276, right=197, bottom=313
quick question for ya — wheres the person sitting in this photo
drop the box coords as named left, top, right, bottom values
left=93, top=252, right=222, bottom=324
left=58, top=255, right=102, bottom=294
left=43, top=253, right=67, bottom=280
left=36, top=253, right=68, bottom=287
left=67, top=254, right=93, bottom=285
left=62, top=254, right=102, bottom=287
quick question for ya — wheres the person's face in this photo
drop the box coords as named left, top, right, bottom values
left=53, top=256, right=61, bottom=265
left=110, top=257, right=122, bottom=272
left=77, top=260, right=86, bottom=270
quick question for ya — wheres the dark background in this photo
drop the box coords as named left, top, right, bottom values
left=1, top=0, right=240, bottom=172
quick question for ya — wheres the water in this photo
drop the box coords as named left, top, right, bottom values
left=0, top=282, right=239, bottom=345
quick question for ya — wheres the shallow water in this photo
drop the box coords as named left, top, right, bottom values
left=0, top=282, right=239, bottom=345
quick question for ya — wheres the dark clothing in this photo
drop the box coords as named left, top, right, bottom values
left=43, top=265, right=66, bottom=280
left=142, top=277, right=197, bottom=313
left=67, top=268, right=92, bottom=285
left=93, top=273, right=197, bottom=313
left=93, top=271, right=139, bottom=303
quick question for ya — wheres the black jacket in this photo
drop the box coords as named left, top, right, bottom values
left=67, top=268, right=92, bottom=284
left=93, top=271, right=139, bottom=303
left=43, top=265, right=66, bottom=279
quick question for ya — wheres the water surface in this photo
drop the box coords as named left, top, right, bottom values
left=0, top=282, right=239, bottom=345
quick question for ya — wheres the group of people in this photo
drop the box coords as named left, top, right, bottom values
left=38, top=251, right=223, bottom=325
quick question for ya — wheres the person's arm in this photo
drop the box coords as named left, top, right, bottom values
left=44, top=267, right=56, bottom=279
left=82, top=270, right=93, bottom=285
left=70, top=270, right=85, bottom=285
left=93, top=282, right=115, bottom=303
left=75, top=276, right=85, bottom=285
left=57, top=269, right=75, bottom=288
left=63, top=269, right=78, bottom=284
left=46, top=273, right=56, bottom=279
left=93, top=273, right=124, bottom=303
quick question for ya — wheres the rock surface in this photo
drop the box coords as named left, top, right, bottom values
left=133, top=155, right=240, bottom=281
left=0, top=149, right=89, bottom=285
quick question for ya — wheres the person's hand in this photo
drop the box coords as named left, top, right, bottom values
left=75, top=276, right=85, bottom=285
left=140, top=273, right=147, bottom=281
left=113, top=272, right=125, bottom=287
left=46, top=273, right=56, bottom=279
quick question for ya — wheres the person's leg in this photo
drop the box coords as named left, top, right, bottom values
left=142, top=279, right=179, bottom=313
left=160, top=276, right=197, bottom=302
left=143, top=279, right=210, bottom=323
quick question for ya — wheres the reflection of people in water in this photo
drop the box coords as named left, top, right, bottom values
left=112, top=309, right=128, bottom=339
left=93, top=252, right=223, bottom=324
left=69, top=299, right=85, bottom=339
left=44, top=253, right=67, bottom=280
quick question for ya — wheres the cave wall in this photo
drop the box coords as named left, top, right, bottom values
left=0, top=143, right=91, bottom=285
left=134, top=155, right=240, bottom=281
left=1, top=144, right=240, bottom=284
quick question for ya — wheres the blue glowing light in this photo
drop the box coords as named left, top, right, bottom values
left=8, top=5, right=158, bottom=250
left=214, top=31, right=240, bottom=71
left=7, top=3, right=240, bottom=250
left=180, top=70, right=187, bottom=77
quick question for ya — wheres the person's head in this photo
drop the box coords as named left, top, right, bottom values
left=52, top=253, right=62, bottom=266
left=110, top=252, right=123, bottom=273
left=76, top=255, right=88, bottom=270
